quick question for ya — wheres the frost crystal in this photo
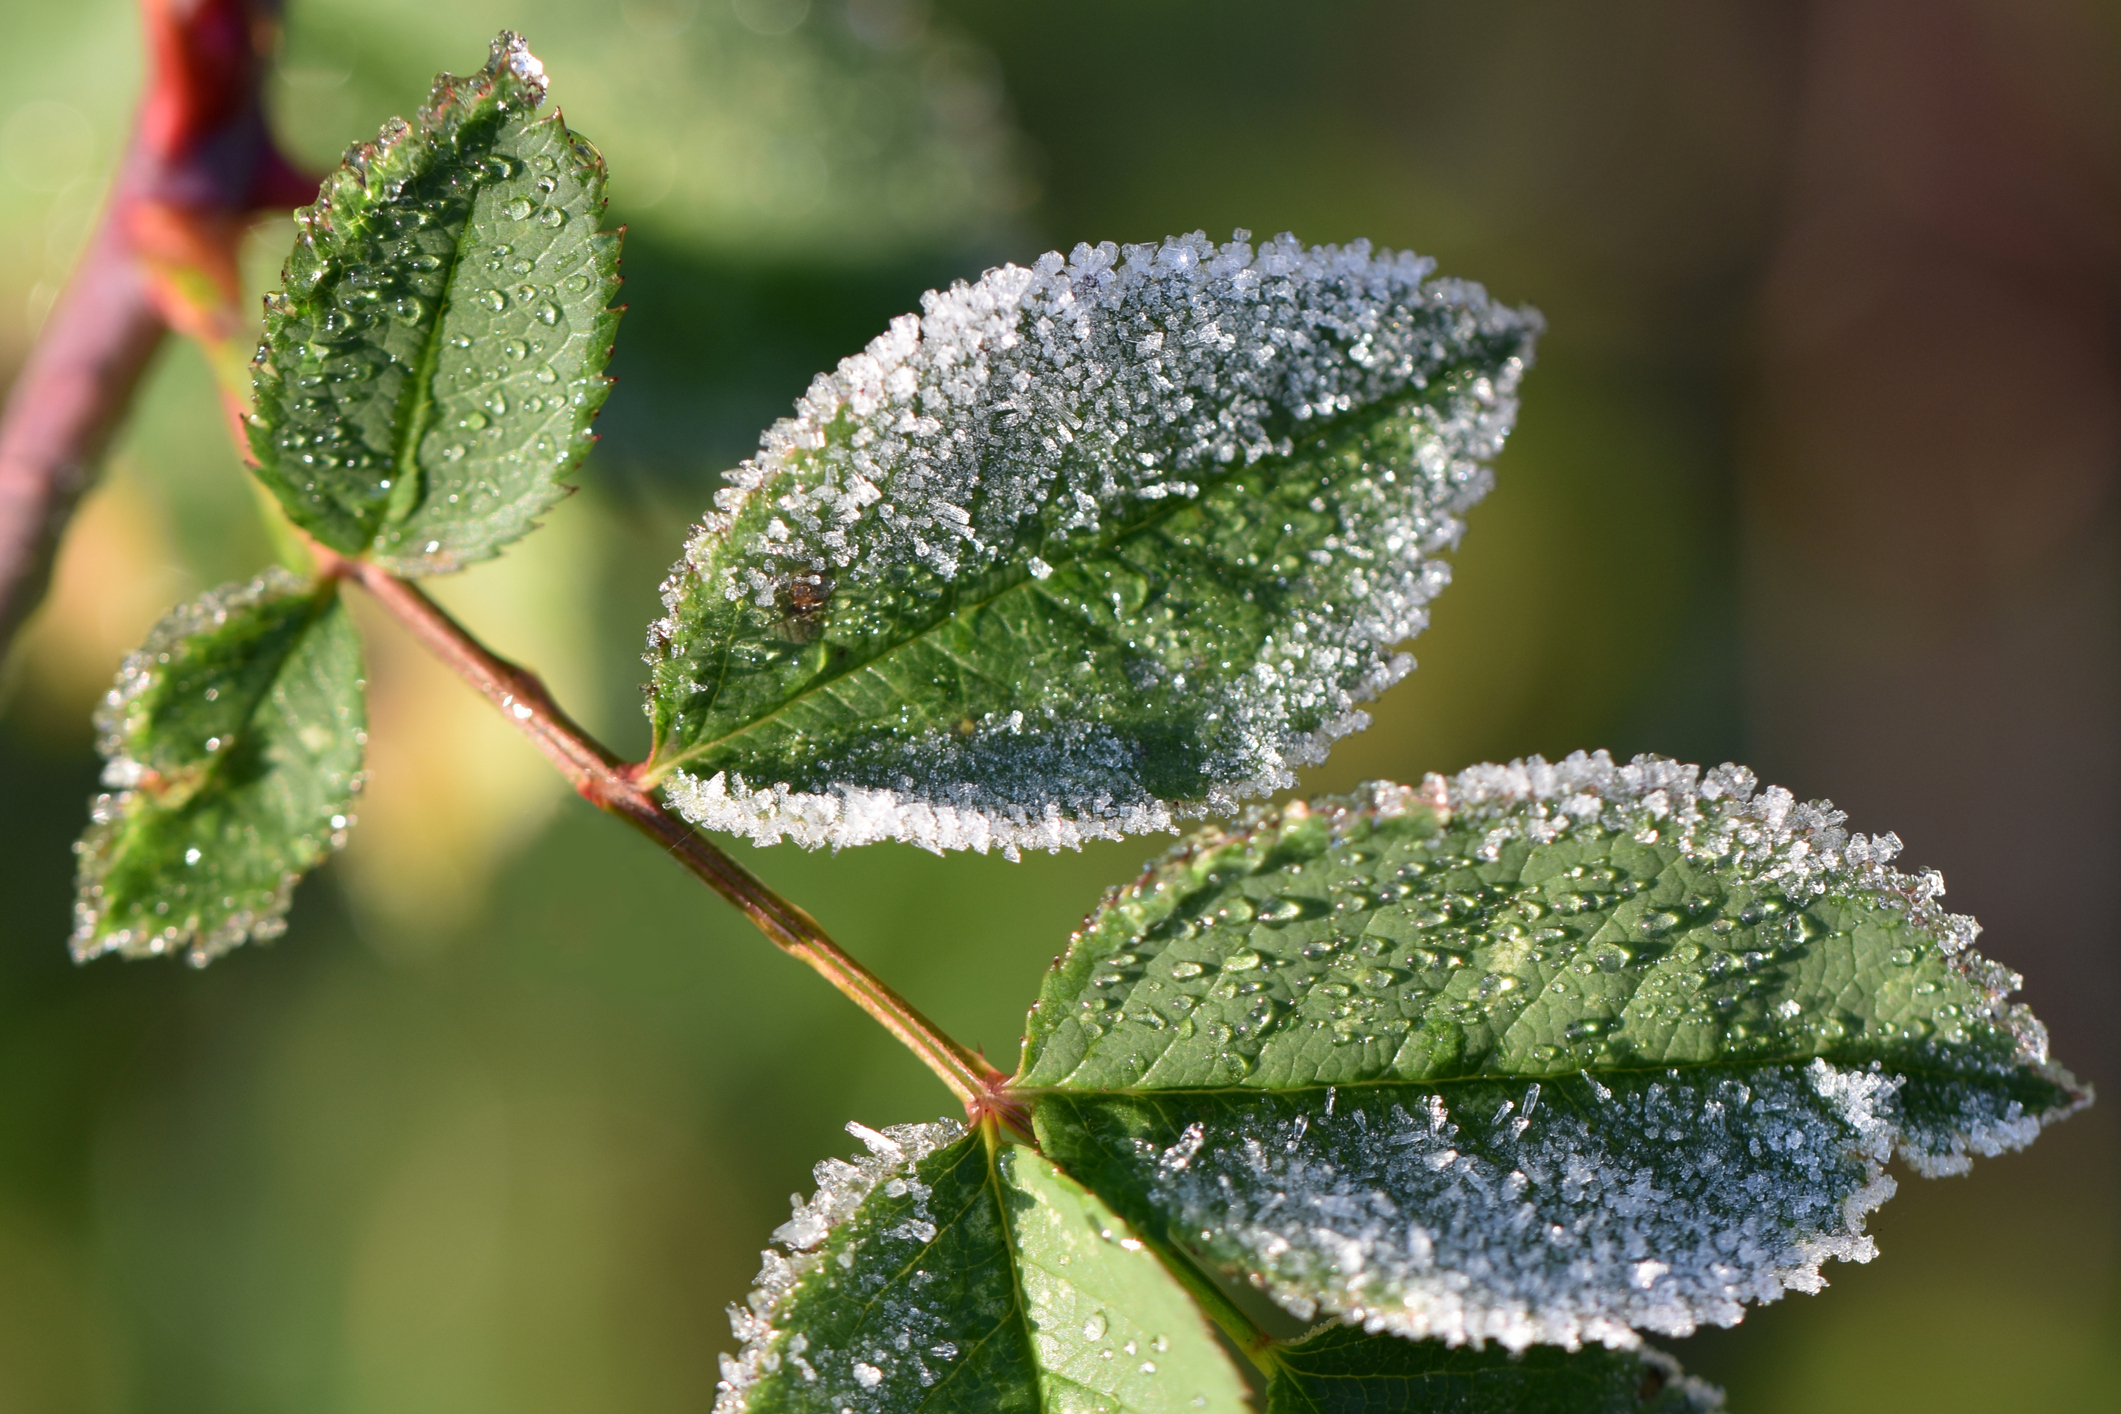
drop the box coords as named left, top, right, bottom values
left=651, top=231, right=1537, bottom=857
left=1116, top=1063, right=1903, bottom=1352
left=1426, top=751, right=2079, bottom=1092
left=71, top=570, right=367, bottom=966
left=714, top=1118, right=963, bottom=1414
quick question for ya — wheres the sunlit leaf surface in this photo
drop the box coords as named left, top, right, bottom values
left=650, top=232, right=1537, bottom=856
left=1018, top=754, right=2087, bottom=1350
left=249, top=32, right=620, bottom=575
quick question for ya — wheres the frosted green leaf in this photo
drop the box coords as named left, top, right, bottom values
left=716, top=1120, right=1248, bottom=1413
left=647, top=232, right=1538, bottom=857
left=1263, top=1324, right=1722, bottom=1413
left=249, top=32, right=621, bottom=575
left=72, top=570, right=367, bottom=966
left=1018, top=753, right=2089, bottom=1351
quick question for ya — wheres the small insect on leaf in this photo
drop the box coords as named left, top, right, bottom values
left=775, top=572, right=834, bottom=643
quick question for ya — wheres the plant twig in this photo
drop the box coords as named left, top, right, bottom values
left=315, top=546, right=1006, bottom=1112
left=0, top=0, right=312, bottom=654
left=0, top=221, right=165, bottom=650
left=70, top=0, right=1005, bottom=1120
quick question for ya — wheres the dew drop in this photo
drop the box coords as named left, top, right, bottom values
left=504, top=196, right=535, bottom=221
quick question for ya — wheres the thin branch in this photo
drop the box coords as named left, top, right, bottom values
left=316, top=546, right=1006, bottom=1112
left=0, top=220, right=165, bottom=649
left=69, top=0, right=1007, bottom=1120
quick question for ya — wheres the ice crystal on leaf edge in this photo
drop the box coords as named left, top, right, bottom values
left=1015, top=750, right=2088, bottom=1354
left=649, top=230, right=1537, bottom=858
left=1420, top=749, right=2077, bottom=1099
left=715, top=1119, right=967, bottom=1414
left=70, top=570, right=369, bottom=967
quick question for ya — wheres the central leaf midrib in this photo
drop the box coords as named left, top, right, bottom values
left=1020, top=1049, right=2031, bottom=1099
left=652, top=386, right=1444, bottom=780
left=166, top=588, right=335, bottom=816
left=374, top=164, right=485, bottom=547
left=982, top=1137, right=1048, bottom=1414
left=655, top=460, right=1223, bottom=778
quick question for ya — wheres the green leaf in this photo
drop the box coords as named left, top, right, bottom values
left=72, top=570, right=367, bottom=965
left=249, top=32, right=621, bottom=575
left=716, top=1119, right=1250, bottom=1413
left=1263, top=1324, right=1722, bottom=1413
left=1016, top=753, right=2088, bottom=1351
left=646, top=232, right=1537, bottom=857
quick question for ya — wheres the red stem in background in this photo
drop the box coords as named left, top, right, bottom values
left=0, top=0, right=313, bottom=651
left=0, top=222, right=164, bottom=652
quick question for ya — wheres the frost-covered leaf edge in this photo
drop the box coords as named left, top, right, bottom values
left=718, top=1115, right=1731, bottom=1413
left=714, top=1117, right=1251, bottom=1413
left=715, top=1118, right=969, bottom=1411
left=646, top=230, right=1537, bottom=859
left=1033, top=1060, right=1907, bottom=1353
left=1003, top=750, right=2087, bottom=1352
left=70, top=568, right=367, bottom=966
left=1018, top=750, right=2088, bottom=1148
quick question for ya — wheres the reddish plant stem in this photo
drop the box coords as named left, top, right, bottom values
left=0, top=0, right=312, bottom=654
left=0, top=221, right=166, bottom=649
left=317, top=547, right=1007, bottom=1112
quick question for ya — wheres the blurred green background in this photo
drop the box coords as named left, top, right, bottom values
left=1, top=1, right=2115, bottom=1409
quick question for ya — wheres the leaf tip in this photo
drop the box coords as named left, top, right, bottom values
left=492, top=31, right=549, bottom=101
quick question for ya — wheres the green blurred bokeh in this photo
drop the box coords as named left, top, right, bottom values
left=1, top=2, right=2114, bottom=1410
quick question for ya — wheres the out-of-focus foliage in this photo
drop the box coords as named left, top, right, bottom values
left=268, top=0, right=1028, bottom=264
